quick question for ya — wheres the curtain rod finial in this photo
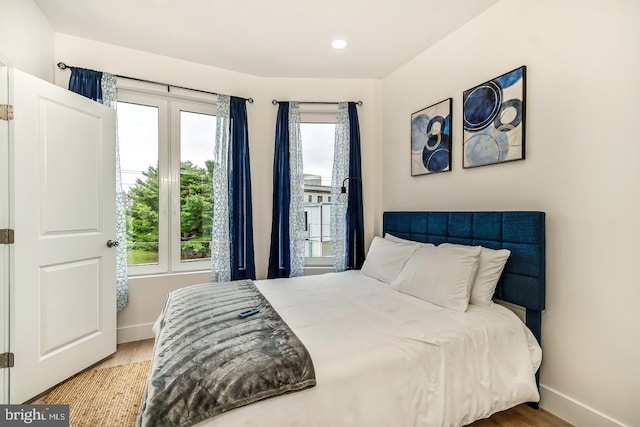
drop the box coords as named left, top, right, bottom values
left=356, top=100, right=363, bottom=106
left=248, top=98, right=254, bottom=104
left=272, top=99, right=278, bottom=105
left=57, top=62, right=67, bottom=70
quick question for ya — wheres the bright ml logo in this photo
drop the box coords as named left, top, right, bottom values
left=0, top=405, right=69, bottom=426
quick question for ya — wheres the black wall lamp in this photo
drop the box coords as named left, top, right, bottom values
left=338, top=177, right=362, bottom=202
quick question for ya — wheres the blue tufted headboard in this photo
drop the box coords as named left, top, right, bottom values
left=382, top=211, right=545, bottom=345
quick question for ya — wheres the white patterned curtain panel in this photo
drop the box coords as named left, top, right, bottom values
left=101, top=73, right=129, bottom=311
left=331, top=102, right=350, bottom=272
left=211, top=95, right=231, bottom=282
left=288, top=102, right=306, bottom=277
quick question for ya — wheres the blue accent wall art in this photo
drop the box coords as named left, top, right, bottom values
left=411, top=98, right=452, bottom=176
left=463, top=66, right=526, bottom=168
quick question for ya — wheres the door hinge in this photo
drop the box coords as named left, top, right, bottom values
left=0, top=353, right=14, bottom=369
left=0, top=229, right=14, bottom=244
left=0, top=104, right=13, bottom=121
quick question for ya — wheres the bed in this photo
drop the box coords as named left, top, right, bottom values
left=138, top=211, right=545, bottom=427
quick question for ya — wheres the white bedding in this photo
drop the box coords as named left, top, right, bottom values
left=190, top=271, right=541, bottom=427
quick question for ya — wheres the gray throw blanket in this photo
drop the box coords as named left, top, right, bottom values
left=136, top=280, right=316, bottom=427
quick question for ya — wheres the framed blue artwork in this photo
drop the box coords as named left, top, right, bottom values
left=410, top=98, right=452, bottom=176
left=463, top=66, right=526, bottom=168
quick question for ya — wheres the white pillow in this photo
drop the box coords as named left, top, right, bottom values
left=390, top=244, right=481, bottom=312
left=360, top=236, right=420, bottom=284
left=384, top=233, right=433, bottom=248
left=440, top=243, right=511, bottom=306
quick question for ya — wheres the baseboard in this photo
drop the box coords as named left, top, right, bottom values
left=540, top=384, right=626, bottom=427
left=116, top=323, right=155, bottom=344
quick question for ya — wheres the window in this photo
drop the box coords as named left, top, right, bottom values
left=301, top=122, right=335, bottom=266
left=117, top=90, right=216, bottom=275
left=176, top=110, right=215, bottom=264
left=118, top=101, right=161, bottom=267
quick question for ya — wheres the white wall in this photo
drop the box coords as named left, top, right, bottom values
left=381, top=0, right=639, bottom=426
left=12, top=1, right=634, bottom=423
left=53, top=34, right=382, bottom=344
left=0, top=0, right=54, bottom=81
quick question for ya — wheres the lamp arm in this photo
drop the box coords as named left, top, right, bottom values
left=341, top=176, right=362, bottom=187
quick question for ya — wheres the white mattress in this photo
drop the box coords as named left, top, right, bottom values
left=193, top=271, right=542, bottom=427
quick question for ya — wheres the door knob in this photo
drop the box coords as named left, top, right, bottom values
left=106, top=240, right=119, bottom=248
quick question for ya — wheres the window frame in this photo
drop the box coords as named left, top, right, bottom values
left=169, top=100, right=217, bottom=273
left=117, top=88, right=217, bottom=276
left=117, top=90, right=169, bottom=276
left=299, top=113, right=337, bottom=268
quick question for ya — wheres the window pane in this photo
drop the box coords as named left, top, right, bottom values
left=117, top=102, right=160, bottom=266
left=301, top=123, right=335, bottom=259
left=180, top=111, right=215, bottom=262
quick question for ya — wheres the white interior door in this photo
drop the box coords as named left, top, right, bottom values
left=10, top=69, right=117, bottom=403
left=0, top=63, right=10, bottom=405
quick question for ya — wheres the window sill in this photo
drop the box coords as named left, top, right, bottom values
left=128, top=269, right=211, bottom=281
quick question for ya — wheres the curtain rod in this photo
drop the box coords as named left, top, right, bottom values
left=57, top=62, right=254, bottom=103
left=271, top=99, right=363, bottom=106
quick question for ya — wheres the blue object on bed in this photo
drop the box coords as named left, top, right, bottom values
left=382, top=211, right=545, bottom=345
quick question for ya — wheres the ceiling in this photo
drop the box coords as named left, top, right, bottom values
left=34, top=0, right=499, bottom=79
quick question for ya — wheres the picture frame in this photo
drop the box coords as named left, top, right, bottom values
left=410, top=98, right=452, bottom=176
left=462, top=66, right=526, bottom=168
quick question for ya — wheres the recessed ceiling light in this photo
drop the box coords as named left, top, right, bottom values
left=332, top=39, right=348, bottom=49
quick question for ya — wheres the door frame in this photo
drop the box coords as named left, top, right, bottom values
left=0, top=60, right=11, bottom=404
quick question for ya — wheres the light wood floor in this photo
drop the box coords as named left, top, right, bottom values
left=93, top=339, right=155, bottom=369
left=97, top=339, right=572, bottom=426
